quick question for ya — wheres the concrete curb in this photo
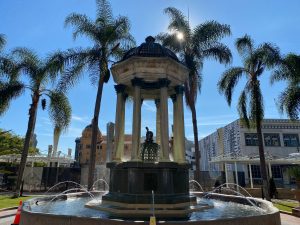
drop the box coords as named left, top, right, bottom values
left=279, top=210, right=293, bottom=215
left=0, top=207, right=18, bottom=219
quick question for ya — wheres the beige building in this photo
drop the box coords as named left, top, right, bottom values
left=76, top=124, right=132, bottom=166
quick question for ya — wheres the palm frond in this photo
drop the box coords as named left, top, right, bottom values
left=43, top=50, right=67, bottom=82
left=235, top=34, right=254, bottom=58
left=192, top=21, right=231, bottom=50
left=202, top=43, right=232, bottom=65
left=218, top=67, right=246, bottom=105
left=257, top=42, right=281, bottom=69
left=164, top=7, right=190, bottom=35
left=11, top=48, right=40, bottom=82
left=48, top=91, right=71, bottom=132
left=237, top=90, right=250, bottom=128
left=156, top=33, right=183, bottom=53
left=0, top=81, right=24, bottom=116
left=0, top=55, right=21, bottom=81
left=279, top=85, right=300, bottom=119
left=65, top=13, right=99, bottom=42
left=0, top=34, right=6, bottom=51
left=96, top=0, right=113, bottom=24
left=271, top=53, right=300, bottom=84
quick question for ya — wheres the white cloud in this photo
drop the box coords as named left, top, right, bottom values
left=72, top=115, right=90, bottom=123
left=143, top=102, right=156, bottom=112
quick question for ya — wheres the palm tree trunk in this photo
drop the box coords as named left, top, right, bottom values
left=256, top=120, right=270, bottom=200
left=191, top=103, right=201, bottom=182
left=87, top=77, right=104, bottom=190
left=14, top=93, right=39, bottom=196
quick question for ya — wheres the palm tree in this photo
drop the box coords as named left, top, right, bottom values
left=218, top=35, right=281, bottom=200
left=0, top=34, right=24, bottom=116
left=0, top=34, right=6, bottom=51
left=0, top=48, right=72, bottom=196
left=157, top=7, right=232, bottom=181
left=271, top=53, right=300, bottom=119
left=58, top=0, right=135, bottom=190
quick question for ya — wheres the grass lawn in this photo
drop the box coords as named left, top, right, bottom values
left=0, top=195, right=33, bottom=209
left=273, top=200, right=299, bottom=213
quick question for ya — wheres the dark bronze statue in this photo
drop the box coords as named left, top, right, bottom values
left=141, top=127, right=159, bottom=162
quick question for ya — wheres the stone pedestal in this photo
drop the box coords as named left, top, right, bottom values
left=103, top=162, right=194, bottom=205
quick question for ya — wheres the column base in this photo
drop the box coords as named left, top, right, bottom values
left=129, top=158, right=143, bottom=162
left=159, top=158, right=171, bottom=162
left=177, top=160, right=188, bottom=164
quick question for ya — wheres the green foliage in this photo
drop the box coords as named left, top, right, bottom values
left=0, top=195, right=33, bottom=209
left=157, top=8, right=232, bottom=107
left=0, top=129, right=38, bottom=155
left=271, top=53, right=300, bottom=119
left=58, top=0, right=135, bottom=91
left=218, top=34, right=281, bottom=128
left=288, top=166, right=300, bottom=180
left=33, top=162, right=47, bottom=167
left=0, top=33, right=6, bottom=52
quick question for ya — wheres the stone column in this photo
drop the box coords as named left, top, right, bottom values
left=131, top=78, right=143, bottom=161
left=159, top=78, right=170, bottom=161
left=155, top=99, right=163, bottom=160
left=174, top=86, right=186, bottom=163
left=171, top=94, right=179, bottom=162
left=113, top=84, right=126, bottom=162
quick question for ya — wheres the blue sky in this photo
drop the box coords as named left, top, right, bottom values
left=1, top=0, right=300, bottom=156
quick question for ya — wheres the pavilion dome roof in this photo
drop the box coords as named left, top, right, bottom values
left=122, top=36, right=179, bottom=62
left=82, top=124, right=102, bottom=137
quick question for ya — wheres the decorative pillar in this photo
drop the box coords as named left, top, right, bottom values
left=234, top=162, right=239, bottom=192
left=249, top=164, right=253, bottom=188
left=131, top=78, right=143, bottom=161
left=159, top=78, right=170, bottom=161
left=224, top=163, right=229, bottom=188
left=155, top=99, right=163, bottom=160
left=173, top=86, right=186, bottom=163
left=171, top=94, right=178, bottom=162
left=113, top=84, right=126, bottom=161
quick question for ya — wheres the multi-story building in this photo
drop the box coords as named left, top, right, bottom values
left=200, top=119, right=300, bottom=187
left=75, top=123, right=133, bottom=166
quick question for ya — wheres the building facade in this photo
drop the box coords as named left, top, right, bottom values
left=200, top=119, right=300, bottom=187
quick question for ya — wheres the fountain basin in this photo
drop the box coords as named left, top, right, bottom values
left=20, top=191, right=281, bottom=225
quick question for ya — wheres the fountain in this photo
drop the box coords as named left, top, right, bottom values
left=19, top=36, right=281, bottom=225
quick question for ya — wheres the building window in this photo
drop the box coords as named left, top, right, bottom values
left=283, top=134, right=299, bottom=147
left=264, top=133, right=281, bottom=147
left=251, top=165, right=261, bottom=178
left=271, top=165, right=282, bottom=179
left=100, top=145, right=102, bottom=149
left=86, top=144, right=91, bottom=149
left=97, top=145, right=100, bottom=149
left=245, top=133, right=259, bottom=146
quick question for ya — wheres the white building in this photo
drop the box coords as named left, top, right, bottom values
left=200, top=119, right=300, bottom=188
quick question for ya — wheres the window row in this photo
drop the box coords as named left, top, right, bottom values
left=245, top=133, right=299, bottom=147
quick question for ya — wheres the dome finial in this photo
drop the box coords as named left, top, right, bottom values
left=145, top=36, right=155, bottom=43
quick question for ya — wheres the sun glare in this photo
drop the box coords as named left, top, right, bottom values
left=177, top=32, right=184, bottom=41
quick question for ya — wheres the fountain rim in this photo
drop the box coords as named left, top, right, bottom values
left=20, top=191, right=280, bottom=224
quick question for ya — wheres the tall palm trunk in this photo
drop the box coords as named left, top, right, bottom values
left=256, top=121, right=270, bottom=200
left=253, top=81, right=270, bottom=200
left=88, top=77, right=104, bottom=190
left=191, top=103, right=201, bottom=182
left=14, top=93, right=39, bottom=196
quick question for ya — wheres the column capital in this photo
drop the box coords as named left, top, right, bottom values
left=175, top=85, right=185, bottom=94
left=170, top=94, right=177, bottom=102
left=131, top=77, right=144, bottom=87
left=114, top=84, right=126, bottom=94
left=158, top=78, right=171, bottom=88
left=154, top=99, right=160, bottom=107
